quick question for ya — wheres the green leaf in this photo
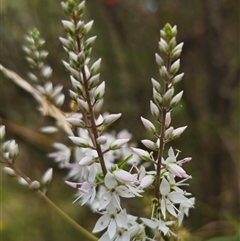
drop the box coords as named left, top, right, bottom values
left=118, top=154, right=133, bottom=169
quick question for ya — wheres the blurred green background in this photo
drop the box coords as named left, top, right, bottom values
left=1, top=0, right=239, bottom=240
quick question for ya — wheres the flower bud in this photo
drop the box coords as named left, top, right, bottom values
left=113, top=169, right=137, bottom=184
left=141, top=139, right=158, bottom=151
left=159, top=66, right=168, bottom=82
left=0, top=125, right=5, bottom=141
left=131, top=147, right=151, bottom=161
left=69, top=136, right=89, bottom=147
left=170, top=59, right=180, bottom=75
left=85, top=36, right=97, bottom=48
left=40, top=126, right=58, bottom=133
left=59, top=37, right=70, bottom=48
left=96, top=135, right=107, bottom=145
left=77, top=98, right=89, bottom=112
left=170, top=91, right=183, bottom=108
left=90, top=58, right=101, bottom=75
left=153, top=89, right=163, bottom=106
left=164, top=126, right=174, bottom=139
left=158, top=38, right=169, bottom=54
left=141, top=117, right=156, bottom=133
left=155, top=53, right=164, bottom=67
left=165, top=112, right=171, bottom=128
left=94, top=81, right=105, bottom=100
left=42, top=168, right=53, bottom=185
left=3, top=166, right=16, bottom=177
left=89, top=74, right=100, bottom=88
left=150, top=100, right=159, bottom=119
left=110, top=138, right=129, bottom=150
left=62, top=20, right=75, bottom=33
left=79, top=156, right=95, bottom=166
left=171, top=126, right=187, bottom=139
left=30, top=180, right=41, bottom=190
left=151, top=78, right=162, bottom=92
left=163, top=88, right=174, bottom=106
left=140, top=175, right=155, bottom=189
left=103, top=113, right=122, bottom=126
left=66, top=117, right=86, bottom=128
left=172, top=73, right=184, bottom=85
left=84, top=20, right=94, bottom=35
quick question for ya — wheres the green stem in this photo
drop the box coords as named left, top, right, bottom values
left=1, top=153, right=98, bottom=241
left=36, top=191, right=98, bottom=241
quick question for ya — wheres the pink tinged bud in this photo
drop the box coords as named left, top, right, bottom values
left=140, top=175, right=154, bottom=189
left=79, top=156, right=95, bottom=166
left=131, top=147, right=151, bottom=161
left=65, top=180, right=79, bottom=189
left=172, top=126, right=187, bottom=139
left=141, top=117, right=156, bottom=133
left=41, top=168, right=53, bottom=185
left=96, top=135, right=107, bottom=145
left=69, top=136, right=89, bottom=148
left=103, top=113, right=122, bottom=126
left=150, top=100, right=159, bottom=118
left=141, top=139, right=158, bottom=151
left=110, top=138, right=129, bottom=150
left=168, top=163, right=188, bottom=178
left=90, top=58, right=101, bottom=75
left=3, top=166, right=16, bottom=176
left=170, top=91, right=183, bottom=108
left=113, top=169, right=137, bottom=184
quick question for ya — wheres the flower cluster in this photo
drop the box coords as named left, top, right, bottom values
left=1, top=0, right=195, bottom=240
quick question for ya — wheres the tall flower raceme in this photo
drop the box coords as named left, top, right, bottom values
left=0, top=0, right=195, bottom=240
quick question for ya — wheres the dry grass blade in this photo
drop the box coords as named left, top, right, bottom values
left=0, top=64, right=73, bottom=136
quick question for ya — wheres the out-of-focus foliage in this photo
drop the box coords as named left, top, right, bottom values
left=1, top=0, right=239, bottom=240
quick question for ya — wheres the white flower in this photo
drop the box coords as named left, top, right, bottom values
left=141, top=217, right=174, bottom=236
left=48, top=143, right=71, bottom=167
left=92, top=207, right=128, bottom=239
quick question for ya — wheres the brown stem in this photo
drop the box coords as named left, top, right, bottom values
left=73, top=15, right=107, bottom=176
